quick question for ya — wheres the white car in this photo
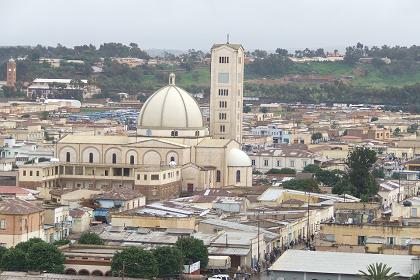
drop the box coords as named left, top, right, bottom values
left=208, top=274, right=231, bottom=280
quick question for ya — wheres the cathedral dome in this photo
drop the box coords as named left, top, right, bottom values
left=228, top=148, right=252, bottom=167
left=137, top=73, right=204, bottom=132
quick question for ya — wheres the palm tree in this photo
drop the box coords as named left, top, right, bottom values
left=358, top=263, right=400, bottom=280
left=410, top=274, right=420, bottom=280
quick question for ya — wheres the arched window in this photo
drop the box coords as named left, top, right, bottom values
left=216, top=170, right=221, bottom=182
left=171, top=131, right=175, bottom=137
left=130, top=155, right=135, bottom=165
left=66, top=152, right=71, bottom=162
left=195, top=130, right=200, bottom=137
left=236, top=170, right=241, bottom=183
left=89, top=153, right=93, bottom=163
left=174, top=131, right=178, bottom=137
left=170, top=156, right=175, bottom=162
left=112, top=153, right=117, bottom=164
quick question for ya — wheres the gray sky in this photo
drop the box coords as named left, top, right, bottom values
left=1, top=0, right=420, bottom=51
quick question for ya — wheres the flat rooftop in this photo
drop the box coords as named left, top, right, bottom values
left=269, top=250, right=414, bottom=278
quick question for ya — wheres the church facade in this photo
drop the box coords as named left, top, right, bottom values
left=18, top=43, right=252, bottom=201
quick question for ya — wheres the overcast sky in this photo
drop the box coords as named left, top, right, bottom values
left=1, top=0, right=420, bottom=51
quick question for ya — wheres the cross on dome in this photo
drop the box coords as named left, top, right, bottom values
left=169, top=73, right=176, bottom=85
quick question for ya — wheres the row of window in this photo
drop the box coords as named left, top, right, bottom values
left=215, top=170, right=241, bottom=183
left=251, top=159, right=308, bottom=168
left=219, top=113, right=227, bottom=120
left=71, top=153, right=179, bottom=164
left=218, top=89, right=229, bottom=96
left=219, top=101, right=227, bottom=108
left=218, top=56, right=242, bottom=64
left=136, top=170, right=180, bottom=181
left=171, top=130, right=200, bottom=137
left=67, top=152, right=137, bottom=165
left=0, top=218, right=33, bottom=231
left=219, top=56, right=229, bottom=63
left=22, top=170, right=40, bottom=177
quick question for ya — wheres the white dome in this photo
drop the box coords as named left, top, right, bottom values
left=137, top=74, right=204, bottom=130
left=228, top=148, right=252, bottom=167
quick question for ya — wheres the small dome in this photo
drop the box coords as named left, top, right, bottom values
left=228, top=148, right=252, bottom=167
left=137, top=73, right=204, bottom=130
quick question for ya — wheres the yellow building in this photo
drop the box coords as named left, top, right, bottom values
left=320, top=221, right=420, bottom=248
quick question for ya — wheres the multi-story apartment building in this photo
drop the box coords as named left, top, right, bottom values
left=0, top=198, right=44, bottom=248
left=27, top=78, right=101, bottom=100
left=248, top=148, right=316, bottom=172
left=18, top=161, right=182, bottom=202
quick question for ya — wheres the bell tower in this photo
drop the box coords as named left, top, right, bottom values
left=6, top=58, right=16, bottom=88
left=209, top=42, right=244, bottom=143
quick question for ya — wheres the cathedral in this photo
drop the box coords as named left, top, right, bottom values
left=19, top=43, right=252, bottom=201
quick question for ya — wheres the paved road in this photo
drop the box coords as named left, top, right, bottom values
left=250, top=271, right=271, bottom=280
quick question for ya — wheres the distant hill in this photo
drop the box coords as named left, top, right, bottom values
left=146, top=49, right=185, bottom=57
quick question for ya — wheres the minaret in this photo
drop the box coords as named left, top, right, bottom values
left=6, top=58, right=16, bottom=88
left=209, top=42, right=244, bottom=143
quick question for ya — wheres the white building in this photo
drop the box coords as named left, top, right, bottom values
left=378, top=180, right=403, bottom=209
left=19, top=50, right=252, bottom=201
left=251, top=124, right=289, bottom=144
left=27, top=78, right=100, bottom=99
left=269, top=250, right=415, bottom=280
left=248, top=148, right=316, bottom=172
left=0, top=138, right=53, bottom=166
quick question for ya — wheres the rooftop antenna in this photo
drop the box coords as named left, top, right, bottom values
left=227, top=34, right=230, bottom=44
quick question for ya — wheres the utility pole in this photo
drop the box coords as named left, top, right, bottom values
left=398, top=167, right=401, bottom=203
left=121, top=260, right=125, bottom=280
left=257, top=219, right=260, bottom=266
left=307, top=192, right=310, bottom=247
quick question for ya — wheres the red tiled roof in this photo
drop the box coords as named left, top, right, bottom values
left=0, top=186, right=31, bottom=195
left=0, top=198, right=44, bottom=215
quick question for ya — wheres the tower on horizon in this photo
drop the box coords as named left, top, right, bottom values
left=6, top=58, right=16, bottom=88
left=209, top=43, right=244, bottom=144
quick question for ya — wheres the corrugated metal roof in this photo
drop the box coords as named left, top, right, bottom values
left=269, top=250, right=414, bottom=277
left=208, top=246, right=250, bottom=256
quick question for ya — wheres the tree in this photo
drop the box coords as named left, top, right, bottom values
left=346, top=146, right=378, bottom=198
left=53, top=239, right=71, bottom=247
left=153, top=246, right=183, bottom=278
left=316, top=169, right=345, bottom=187
left=176, top=237, right=208, bottom=269
left=407, top=124, right=418, bottom=134
left=358, top=263, right=399, bottom=280
left=303, top=164, right=322, bottom=174
left=40, top=111, right=49, bottom=120
left=15, top=238, right=45, bottom=253
left=260, top=107, right=268, bottom=113
left=393, top=127, right=401, bottom=137
left=0, top=246, right=8, bottom=268
left=391, top=172, right=401, bottom=180
left=1, top=248, right=26, bottom=271
left=372, top=168, right=385, bottom=178
left=311, top=132, right=323, bottom=143
left=410, top=273, right=420, bottom=280
left=243, top=105, right=251, bottom=113
left=111, top=247, right=158, bottom=279
left=267, top=168, right=296, bottom=175
left=282, top=179, right=320, bottom=193
left=79, top=232, right=104, bottom=245
left=26, top=242, right=65, bottom=273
